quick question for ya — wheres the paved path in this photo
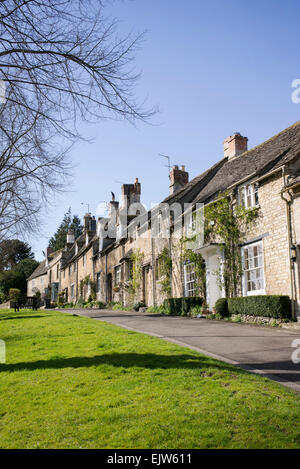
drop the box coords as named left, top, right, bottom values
left=61, top=309, right=300, bottom=391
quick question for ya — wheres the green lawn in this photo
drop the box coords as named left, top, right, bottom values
left=0, top=309, right=299, bottom=449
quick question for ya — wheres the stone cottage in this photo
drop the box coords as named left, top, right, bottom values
left=28, top=121, right=300, bottom=319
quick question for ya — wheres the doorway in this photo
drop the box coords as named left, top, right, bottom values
left=107, top=273, right=112, bottom=303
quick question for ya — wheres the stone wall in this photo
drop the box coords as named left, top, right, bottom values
left=243, top=173, right=291, bottom=297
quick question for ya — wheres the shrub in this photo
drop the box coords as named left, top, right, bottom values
left=215, top=298, right=229, bottom=317
left=0, top=291, right=7, bottom=304
left=163, top=297, right=203, bottom=316
left=9, top=288, right=21, bottom=301
left=190, top=305, right=203, bottom=317
left=77, top=296, right=85, bottom=307
left=146, top=305, right=166, bottom=314
left=227, top=295, right=292, bottom=319
left=133, top=301, right=146, bottom=312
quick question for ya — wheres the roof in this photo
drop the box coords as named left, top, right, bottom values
left=61, top=232, right=98, bottom=268
left=164, top=120, right=300, bottom=206
left=27, top=260, right=47, bottom=281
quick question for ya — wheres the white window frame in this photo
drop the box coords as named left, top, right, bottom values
left=115, top=265, right=121, bottom=285
left=239, top=183, right=259, bottom=209
left=96, top=273, right=101, bottom=293
left=241, top=240, right=265, bottom=296
left=184, top=262, right=196, bottom=297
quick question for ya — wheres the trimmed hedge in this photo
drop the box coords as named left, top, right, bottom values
left=163, top=297, right=203, bottom=316
left=215, top=298, right=229, bottom=317
left=227, top=295, right=292, bottom=319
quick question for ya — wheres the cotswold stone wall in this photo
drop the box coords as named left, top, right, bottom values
left=41, top=170, right=300, bottom=310
left=244, top=173, right=291, bottom=297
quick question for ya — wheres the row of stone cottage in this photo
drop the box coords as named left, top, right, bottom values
left=28, top=121, right=300, bottom=318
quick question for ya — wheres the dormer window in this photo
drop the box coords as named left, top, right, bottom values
left=239, top=183, right=259, bottom=208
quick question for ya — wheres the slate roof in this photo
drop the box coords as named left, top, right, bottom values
left=163, top=120, right=300, bottom=206
left=61, top=232, right=98, bottom=268
left=27, top=260, right=47, bottom=281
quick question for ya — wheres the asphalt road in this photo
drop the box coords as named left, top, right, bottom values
left=60, top=309, right=300, bottom=391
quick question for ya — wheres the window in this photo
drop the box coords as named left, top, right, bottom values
left=126, top=260, right=133, bottom=281
left=115, top=265, right=121, bottom=285
left=83, top=254, right=86, bottom=267
left=74, top=262, right=77, bottom=272
left=185, top=211, right=196, bottom=237
left=184, top=263, right=196, bottom=297
left=32, top=280, right=35, bottom=287
left=157, top=213, right=162, bottom=234
left=56, top=264, right=59, bottom=279
left=96, top=273, right=101, bottom=292
left=239, top=183, right=259, bottom=208
left=242, top=241, right=265, bottom=295
left=69, top=265, right=72, bottom=276
left=71, top=284, right=75, bottom=299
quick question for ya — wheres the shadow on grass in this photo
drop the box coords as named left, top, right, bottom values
left=0, top=352, right=240, bottom=374
left=0, top=315, right=46, bottom=321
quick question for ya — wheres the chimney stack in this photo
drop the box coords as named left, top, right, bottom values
left=83, top=213, right=97, bottom=234
left=169, top=165, right=189, bottom=195
left=121, top=178, right=141, bottom=207
left=83, top=212, right=91, bottom=231
left=224, top=132, right=248, bottom=159
left=46, top=246, right=53, bottom=257
left=66, top=228, right=75, bottom=246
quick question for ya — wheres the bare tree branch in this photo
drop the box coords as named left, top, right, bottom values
left=0, top=0, right=154, bottom=239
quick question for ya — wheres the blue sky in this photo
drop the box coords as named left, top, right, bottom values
left=31, top=0, right=300, bottom=259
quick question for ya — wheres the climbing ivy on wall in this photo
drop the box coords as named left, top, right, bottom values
left=181, top=247, right=206, bottom=300
left=204, top=191, right=258, bottom=298
left=128, top=249, right=144, bottom=302
left=157, top=246, right=172, bottom=298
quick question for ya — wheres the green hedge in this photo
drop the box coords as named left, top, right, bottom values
left=163, top=297, right=203, bottom=316
left=215, top=298, right=229, bottom=317
left=227, top=295, right=292, bottom=319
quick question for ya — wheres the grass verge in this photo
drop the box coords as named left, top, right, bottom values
left=0, top=309, right=299, bottom=449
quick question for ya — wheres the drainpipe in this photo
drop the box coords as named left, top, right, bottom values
left=105, top=252, right=108, bottom=303
left=151, top=237, right=157, bottom=306
left=169, top=231, right=173, bottom=298
left=281, top=166, right=296, bottom=320
left=76, top=260, right=78, bottom=303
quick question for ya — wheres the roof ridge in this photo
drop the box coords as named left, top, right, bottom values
left=232, top=120, right=300, bottom=160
